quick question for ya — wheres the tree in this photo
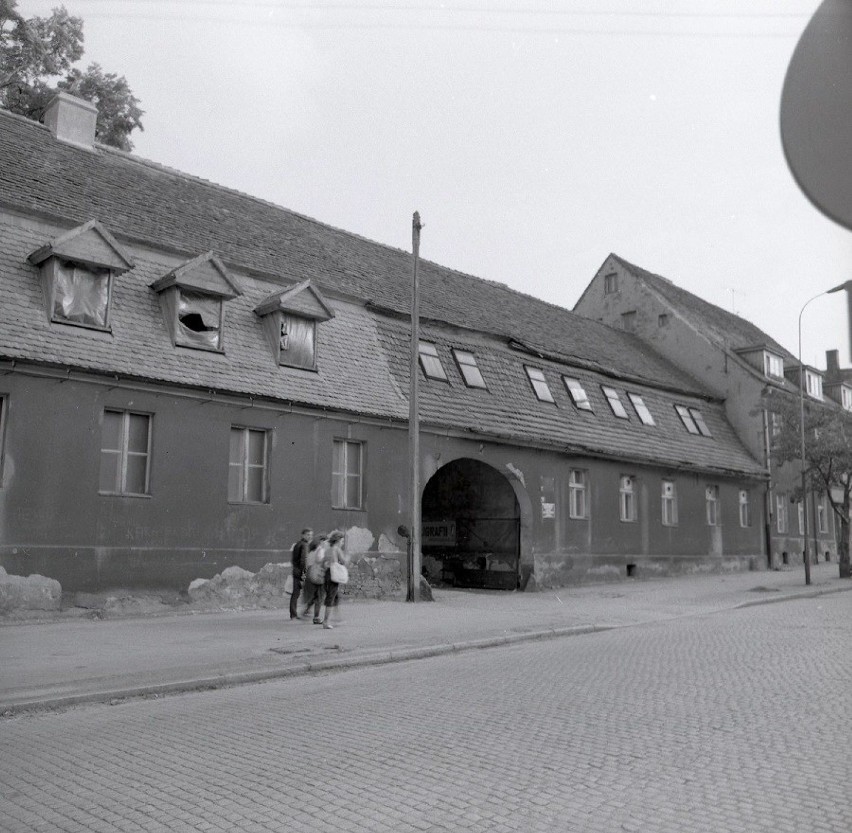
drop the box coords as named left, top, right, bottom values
left=0, top=0, right=142, bottom=150
left=767, top=390, right=852, bottom=578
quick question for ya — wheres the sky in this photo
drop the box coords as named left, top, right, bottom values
left=20, top=0, right=852, bottom=369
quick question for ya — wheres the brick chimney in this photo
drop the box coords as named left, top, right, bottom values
left=43, top=92, right=97, bottom=150
left=825, top=349, right=840, bottom=382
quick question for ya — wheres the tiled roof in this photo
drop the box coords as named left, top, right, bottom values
left=611, top=255, right=795, bottom=361
left=0, top=109, right=706, bottom=396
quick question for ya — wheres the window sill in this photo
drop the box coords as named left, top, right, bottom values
left=52, top=318, right=112, bottom=333
left=99, top=491, right=151, bottom=498
left=332, top=505, right=365, bottom=512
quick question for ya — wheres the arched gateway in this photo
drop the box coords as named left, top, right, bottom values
left=421, top=458, right=523, bottom=590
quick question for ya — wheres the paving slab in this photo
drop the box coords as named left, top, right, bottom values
left=1, top=562, right=849, bottom=713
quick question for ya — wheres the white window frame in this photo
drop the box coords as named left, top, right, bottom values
left=739, top=490, right=751, bottom=528
left=564, top=377, right=593, bottom=411
left=776, top=494, right=788, bottom=534
left=797, top=502, right=805, bottom=535
left=453, top=349, right=487, bottom=389
left=842, top=385, right=852, bottom=411
left=763, top=351, right=784, bottom=379
left=627, top=393, right=655, bottom=426
left=817, top=497, right=829, bottom=534
left=332, top=438, right=364, bottom=510
left=418, top=342, right=448, bottom=381
left=805, top=370, right=823, bottom=400
left=705, top=485, right=719, bottom=526
left=228, top=426, right=269, bottom=504
left=602, top=386, right=629, bottom=419
left=100, top=409, right=151, bottom=496
left=525, top=366, right=555, bottom=403
left=569, top=469, right=588, bottom=519
left=619, top=475, right=636, bottom=522
left=661, top=480, right=678, bottom=526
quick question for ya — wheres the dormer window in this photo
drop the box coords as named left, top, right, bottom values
left=151, top=252, right=241, bottom=353
left=254, top=279, right=334, bottom=370
left=28, top=219, right=134, bottom=332
left=764, top=351, right=784, bottom=379
left=805, top=370, right=823, bottom=400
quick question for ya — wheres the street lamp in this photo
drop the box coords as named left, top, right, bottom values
left=798, top=280, right=852, bottom=585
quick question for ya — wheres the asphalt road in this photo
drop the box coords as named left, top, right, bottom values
left=2, top=592, right=850, bottom=833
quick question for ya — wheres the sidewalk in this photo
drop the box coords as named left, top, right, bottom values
left=2, top=563, right=849, bottom=714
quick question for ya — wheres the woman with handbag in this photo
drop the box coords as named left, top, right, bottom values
left=321, top=530, right=349, bottom=629
left=301, top=534, right=328, bottom=623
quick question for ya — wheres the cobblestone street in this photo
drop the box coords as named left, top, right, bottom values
left=2, top=592, right=851, bottom=833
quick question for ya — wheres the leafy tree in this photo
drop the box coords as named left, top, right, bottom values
left=0, top=0, right=142, bottom=150
left=767, top=389, right=852, bottom=578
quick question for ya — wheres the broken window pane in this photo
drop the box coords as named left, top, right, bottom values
left=177, top=291, right=222, bottom=349
left=54, top=262, right=110, bottom=327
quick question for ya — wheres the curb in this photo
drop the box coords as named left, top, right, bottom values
left=0, top=624, right=611, bottom=716
left=734, top=582, right=852, bottom=610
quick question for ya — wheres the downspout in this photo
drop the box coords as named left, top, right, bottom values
left=762, top=408, right=774, bottom=568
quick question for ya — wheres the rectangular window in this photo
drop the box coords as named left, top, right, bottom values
left=228, top=427, right=269, bottom=504
left=776, top=494, right=788, bottom=534
left=739, top=490, right=751, bottom=528
left=661, top=480, right=677, bottom=526
left=619, top=475, right=636, bottom=522
left=604, top=273, right=618, bottom=294
left=53, top=262, right=111, bottom=329
left=418, top=342, right=448, bottom=381
left=797, top=502, right=805, bottom=535
left=690, top=409, right=712, bottom=437
left=627, top=393, right=655, bottom=425
left=658, top=313, right=669, bottom=327
left=177, top=290, right=223, bottom=350
left=453, top=349, right=487, bottom=389
left=525, top=366, right=555, bottom=403
left=602, top=386, right=629, bottom=419
left=563, top=377, right=593, bottom=411
left=621, top=311, right=636, bottom=332
left=805, top=370, right=823, bottom=400
left=818, top=498, right=828, bottom=534
left=279, top=314, right=316, bottom=369
left=764, top=351, right=784, bottom=379
left=332, top=439, right=363, bottom=509
left=705, top=485, right=719, bottom=526
left=569, top=469, right=588, bottom=519
left=100, top=410, right=151, bottom=496
left=769, top=411, right=782, bottom=437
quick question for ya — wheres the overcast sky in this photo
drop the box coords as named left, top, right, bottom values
left=23, top=0, right=851, bottom=368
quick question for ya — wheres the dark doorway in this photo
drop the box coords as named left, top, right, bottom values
left=422, top=458, right=520, bottom=590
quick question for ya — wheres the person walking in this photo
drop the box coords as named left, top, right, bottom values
left=289, top=527, right=312, bottom=620
left=301, top=533, right=328, bottom=623
left=321, top=530, right=349, bottom=629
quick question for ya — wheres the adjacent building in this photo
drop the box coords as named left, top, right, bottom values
left=574, top=254, right=843, bottom=566
left=0, top=95, right=767, bottom=594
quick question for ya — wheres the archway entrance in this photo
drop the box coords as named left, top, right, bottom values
left=421, top=458, right=520, bottom=590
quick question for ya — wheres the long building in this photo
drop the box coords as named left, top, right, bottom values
left=0, top=94, right=767, bottom=594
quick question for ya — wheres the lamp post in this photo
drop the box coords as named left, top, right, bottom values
left=797, top=280, right=852, bottom=585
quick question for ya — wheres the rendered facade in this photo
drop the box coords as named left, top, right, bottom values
left=0, top=95, right=768, bottom=594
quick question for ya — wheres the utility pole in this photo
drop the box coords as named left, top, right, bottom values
left=407, top=211, right=423, bottom=602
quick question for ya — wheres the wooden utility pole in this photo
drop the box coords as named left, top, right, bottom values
left=408, top=211, right=423, bottom=601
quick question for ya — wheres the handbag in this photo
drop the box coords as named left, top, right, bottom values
left=284, top=574, right=294, bottom=594
left=330, top=562, right=349, bottom=584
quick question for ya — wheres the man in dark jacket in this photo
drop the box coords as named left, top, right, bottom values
left=290, top=527, right=312, bottom=619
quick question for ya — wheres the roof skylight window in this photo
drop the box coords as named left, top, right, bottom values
left=627, top=393, right=655, bottom=425
left=602, top=386, right=629, bottom=419
left=418, top=342, right=448, bottom=381
left=453, top=349, right=487, bottom=389
left=675, top=405, right=712, bottom=436
left=564, top=377, right=593, bottom=411
left=525, top=366, right=555, bottom=403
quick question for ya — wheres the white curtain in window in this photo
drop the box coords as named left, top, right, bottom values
left=280, top=315, right=315, bottom=368
left=54, top=263, right=109, bottom=326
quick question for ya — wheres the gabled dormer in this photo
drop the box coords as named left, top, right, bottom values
left=27, top=220, right=134, bottom=331
left=254, top=279, right=335, bottom=370
left=150, top=252, right=241, bottom=352
left=785, top=362, right=824, bottom=401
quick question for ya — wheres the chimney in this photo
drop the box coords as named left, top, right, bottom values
left=43, top=92, right=97, bottom=150
left=826, top=349, right=840, bottom=379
